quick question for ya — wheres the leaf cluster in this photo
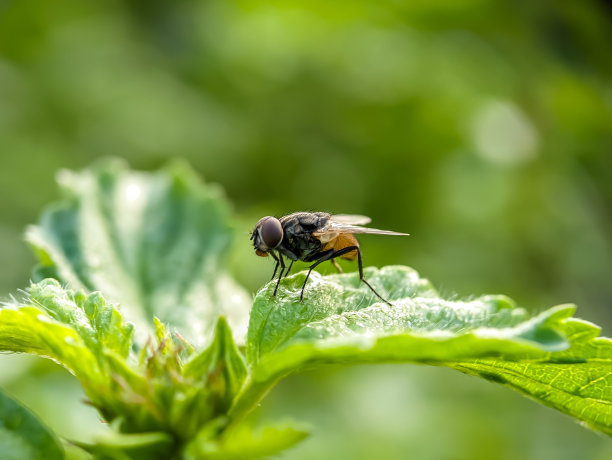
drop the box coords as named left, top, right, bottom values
left=0, top=161, right=610, bottom=459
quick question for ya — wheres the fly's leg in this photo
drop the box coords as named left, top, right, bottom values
left=272, top=255, right=286, bottom=296
left=331, top=259, right=343, bottom=273
left=299, top=250, right=336, bottom=301
left=284, top=260, right=294, bottom=277
left=356, top=249, right=392, bottom=306
left=269, top=255, right=293, bottom=298
left=270, top=252, right=280, bottom=281
left=319, top=246, right=393, bottom=306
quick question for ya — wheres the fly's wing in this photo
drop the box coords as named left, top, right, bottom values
left=313, top=216, right=409, bottom=242
left=330, top=214, right=372, bottom=225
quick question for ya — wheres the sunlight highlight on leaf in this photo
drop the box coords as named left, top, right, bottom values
left=25, top=159, right=250, bottom=347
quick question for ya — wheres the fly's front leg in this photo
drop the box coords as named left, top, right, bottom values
left=272, top=254, right=286, bottom=297
left=269, top=252, right=280, bottom=281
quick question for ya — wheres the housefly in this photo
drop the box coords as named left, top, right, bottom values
left=250, top=212, right=409, bottom=305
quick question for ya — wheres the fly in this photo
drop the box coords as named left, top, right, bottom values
left=250, top=212, right=409, bottom=305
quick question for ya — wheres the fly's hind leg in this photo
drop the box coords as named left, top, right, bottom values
left=326, top=245, right=393, bottom=306
left=331, top=259, right=343, bottom=273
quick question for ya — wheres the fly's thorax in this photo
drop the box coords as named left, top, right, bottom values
left=279, top=212, right=331, bottom=231
left=278, top=212, right=329, bottom=262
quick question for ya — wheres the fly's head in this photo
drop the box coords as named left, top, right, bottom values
left=251, top=216, right=284, bottom=257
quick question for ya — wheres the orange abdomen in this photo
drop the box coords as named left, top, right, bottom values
left=322, top=233, right=359, bottom=260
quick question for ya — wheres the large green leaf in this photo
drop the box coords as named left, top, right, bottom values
left=0, top=389, right=64, bottom=460
left=230, top=266, right=612, bottom=436
left=25, top=159, right=250, bottom=346
left=449, top=320, right=612, bottom=436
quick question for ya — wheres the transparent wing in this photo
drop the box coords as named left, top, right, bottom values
left=330, top=214, right=372, bottom=225
left=313, top=216, right=409, bottom=241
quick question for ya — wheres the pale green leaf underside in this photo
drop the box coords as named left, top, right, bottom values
left=450, top=319, right=612, bottom=436
left=231, top=266, right=612, bottom=436
left=25, top=159, right=250, bottom=347
left=0, top=389, right=64, bottom=460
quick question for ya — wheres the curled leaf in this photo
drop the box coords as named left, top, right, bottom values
left=26, top=159, right=250, bottom=347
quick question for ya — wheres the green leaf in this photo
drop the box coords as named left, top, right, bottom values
left=0, top=279, right=112, bottom=385
left=449, top=317, right=612, bottom=436
left=0, top=279, right=150, bottom=425
left=0, top=389, right=64, bottom=460
left=0, top=280, right=245, bottom=441
left=25, top=159, right=250, bottom=347
left=230, top=266, right=612, bottom=436
left=184, top=421, right=309, bottom=460
left=28, top=279, right=135, bottom=359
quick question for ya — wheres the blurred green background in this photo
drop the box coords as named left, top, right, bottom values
left=1, top=0, right=612, bottom=458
